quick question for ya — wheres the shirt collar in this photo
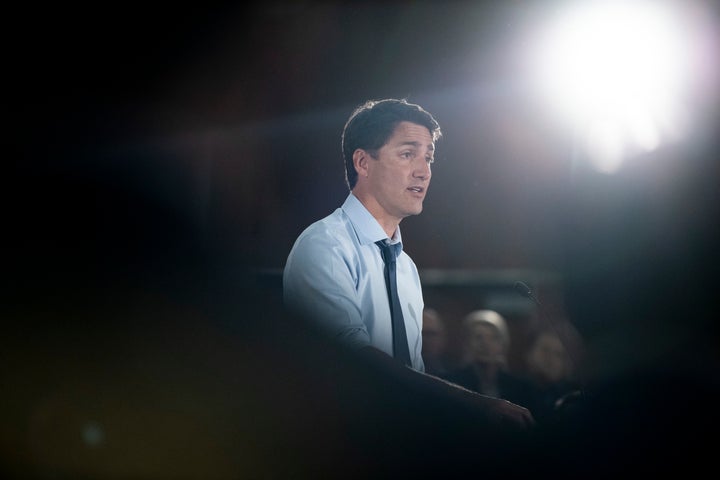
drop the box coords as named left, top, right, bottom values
left=342, top=193, right=403, bottom=248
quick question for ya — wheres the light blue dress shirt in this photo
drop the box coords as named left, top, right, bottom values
left=283, top=193, right=425, bottom=372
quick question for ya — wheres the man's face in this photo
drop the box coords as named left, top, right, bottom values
left=365, top=121, right=434, bottom=220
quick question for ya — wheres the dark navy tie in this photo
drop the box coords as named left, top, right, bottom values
left=376, top=240, right=412, bottom=367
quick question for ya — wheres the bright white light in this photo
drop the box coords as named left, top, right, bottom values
left=530, top=0, right=693, bottom=171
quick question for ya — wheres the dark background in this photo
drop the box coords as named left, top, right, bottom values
left=10, top=1, right=576, bottom=270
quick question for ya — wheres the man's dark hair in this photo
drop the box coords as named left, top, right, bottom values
left=341, top=98, right=442, bottom=189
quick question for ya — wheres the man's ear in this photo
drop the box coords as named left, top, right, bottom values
left=353, top=149, right=370, bottom=178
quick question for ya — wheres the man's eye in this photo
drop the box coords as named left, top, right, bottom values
left=426, top=157, right=435, bottom=164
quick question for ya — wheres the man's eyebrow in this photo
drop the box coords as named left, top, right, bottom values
left=398, top=141, right=435, bottom=151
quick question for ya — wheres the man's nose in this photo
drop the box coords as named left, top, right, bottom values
left=414, top=159, right=431, bottom=179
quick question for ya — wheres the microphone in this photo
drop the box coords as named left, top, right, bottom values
left=513, top=281, right=536, bottom=303
left=514, top=280, right=576, bottom=363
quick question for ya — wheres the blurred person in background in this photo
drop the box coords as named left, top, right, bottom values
left=444, top=310, right=533, bottom=410
left=520, top=327, right=583, bottom=425
left=422, top=307, right=450, bottom=377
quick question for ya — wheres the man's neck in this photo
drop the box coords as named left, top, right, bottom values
left=351, top=190, right=400, bottom=238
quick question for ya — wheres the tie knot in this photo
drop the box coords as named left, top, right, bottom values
left=376, top=240, right=397, bottom=264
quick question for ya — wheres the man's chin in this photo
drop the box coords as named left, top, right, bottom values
left=397, top=202, right=424, bottom=219
left=403, top=208, right=423, bottom=218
